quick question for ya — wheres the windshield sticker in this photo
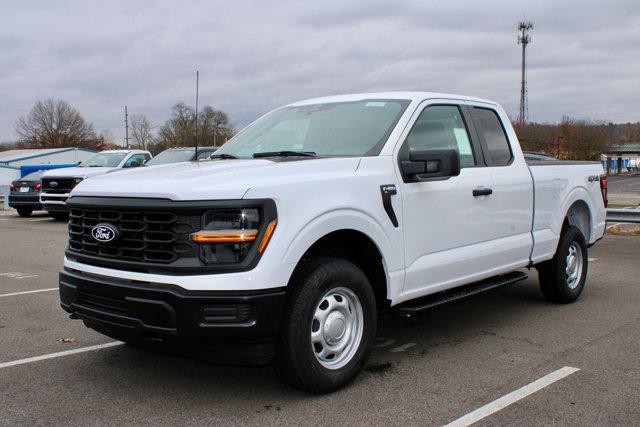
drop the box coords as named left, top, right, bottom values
left=365, top=102, right=386, bottom=107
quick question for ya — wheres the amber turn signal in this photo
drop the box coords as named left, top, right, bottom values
left=191, top=230, right=258, bottom=243
left=258, top=219, right=277, bottom=253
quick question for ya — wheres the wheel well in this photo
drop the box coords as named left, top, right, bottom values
left=295, top=230, right=389, bottom=310
left=564, top=200, right=591, bottom=242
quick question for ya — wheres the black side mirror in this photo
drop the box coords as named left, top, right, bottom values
left=401, top=148, right=460, bottom=182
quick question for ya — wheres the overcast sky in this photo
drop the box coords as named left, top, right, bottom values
left=1, top=0, right=639, bottom=143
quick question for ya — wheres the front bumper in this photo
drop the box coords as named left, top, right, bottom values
left=8, top=194, right=42, bottom=209
left=59, top=268, right=287, bottom=365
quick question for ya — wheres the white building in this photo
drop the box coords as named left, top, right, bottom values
left=0, top=148, right=96, bottom=205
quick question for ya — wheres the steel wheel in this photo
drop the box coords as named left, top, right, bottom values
left=565, top=242, right=583, bottom=289
left=310, top=286, right=364, bottom=370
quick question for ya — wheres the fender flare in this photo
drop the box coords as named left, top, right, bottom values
left=281, top=208, right=401, bottom=283
left=558, top=186, right=596, bottom=240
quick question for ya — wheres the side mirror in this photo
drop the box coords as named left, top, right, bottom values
left=401, top=148, right=460, bottom=182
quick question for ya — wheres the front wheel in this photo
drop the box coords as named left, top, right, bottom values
left=537, top=225, right=588, bottom=303
left=17, top=208, right=33, bottom=217
left=272, top=257, right=377, bottom=393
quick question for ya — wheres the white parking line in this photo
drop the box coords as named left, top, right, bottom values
left=389, top=342, right=416, bottom=352
left=0, top=272, right=39, bottom=280
left=374, top=338, right=396, bottom=348
left=0, top=342, right=124, bottom=369
left=28, top=218, right=52, bottom=222
left=444, top=366, right=580, bottom=427
left=0, top=288, right=57, bottom=298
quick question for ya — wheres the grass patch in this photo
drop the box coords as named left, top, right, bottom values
left=606, top=225, right=640, bottom=236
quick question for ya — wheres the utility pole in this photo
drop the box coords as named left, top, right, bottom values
left=124, top=105, right=130, bottom=148
left=194, top=71, right=199, bottom=159
left=517, top=21, right=533, bottom=126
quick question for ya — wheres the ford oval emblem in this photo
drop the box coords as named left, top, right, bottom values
left=91, top=223, right=119, bottom=243
left=50, top=181, right=58, bottom=187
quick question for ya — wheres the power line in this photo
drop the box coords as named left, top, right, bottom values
left=517, top=21, right=533, bottom=126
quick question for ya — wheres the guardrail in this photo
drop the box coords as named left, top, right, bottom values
left=607, top=208, right=640, bottom=223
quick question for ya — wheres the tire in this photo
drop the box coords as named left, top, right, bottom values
left=272, top=257, right=377, bottom=393
left=49, top=212, right=69, bottom=221
left=537, top=225, right=588, bottom=303
left=17, top=208, right=33, bottom=217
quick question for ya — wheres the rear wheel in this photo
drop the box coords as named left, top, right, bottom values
left=537, top=225, right=588, bottom=303
left=273, top=257, right=377, bottom=393
left=48, top=212, right=69, bottom=221
left=17, top=208, right=33, bottom=217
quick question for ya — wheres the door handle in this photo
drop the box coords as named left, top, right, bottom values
left=473, top=188, right=493, bottom=197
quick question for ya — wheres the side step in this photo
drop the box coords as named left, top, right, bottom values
left=392, top=271, right=528, bottom=318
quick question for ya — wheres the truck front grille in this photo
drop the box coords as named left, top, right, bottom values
left=42, top=177, right=82, bottom=194
left=68, top=207, right=201, bottom=265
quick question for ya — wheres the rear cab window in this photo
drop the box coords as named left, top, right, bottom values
left=471, top=107, right=513, bottom=166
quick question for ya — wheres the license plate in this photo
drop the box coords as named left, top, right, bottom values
left=19, top=187, right=30, bottom=192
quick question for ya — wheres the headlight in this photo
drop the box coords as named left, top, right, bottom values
left=70, top=177, right=84, bottom=190
left=191, top=208, right=276, bottom=264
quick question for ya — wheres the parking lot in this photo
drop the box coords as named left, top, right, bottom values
left=607, top=175, right=640, bottom=206
left=1, top=211, right=639, bottom=425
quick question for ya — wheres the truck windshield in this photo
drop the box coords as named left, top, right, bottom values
left=215, top=99, right=410, bottom=158
left=145, top=149, right=195, bottom=166
left=80, top=152, right=128, bottom=167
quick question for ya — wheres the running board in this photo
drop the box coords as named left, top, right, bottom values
left=392, top=271, right=528, bottom=318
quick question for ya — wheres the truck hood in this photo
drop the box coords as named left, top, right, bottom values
left=42, top=166, right=117, bottom=179
left=71, top=157, right=361, bottom=200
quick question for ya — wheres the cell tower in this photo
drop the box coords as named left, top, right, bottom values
left=517, top=21, right=533, bottom=126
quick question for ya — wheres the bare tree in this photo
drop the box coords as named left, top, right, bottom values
left=15, top=99, right=104, bottom=150
left=130, top=114, right=155, bottom=150
left=156, top=102, right=234, bottom=151
left=99, top=130, right=121, bottom=149
left=0, top=141, right=19, bottom=152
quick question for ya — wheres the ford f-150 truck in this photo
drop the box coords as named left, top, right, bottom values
left=40, top=149, right=151, bottom=220
left=59, top=92, right=607, bottom=393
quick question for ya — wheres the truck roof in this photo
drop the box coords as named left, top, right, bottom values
left=289, top=91, right=497, bottom=107
left=99, top=149, right=151, bottom=154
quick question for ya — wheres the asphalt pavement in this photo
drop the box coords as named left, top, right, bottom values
left=1, top=210, right=639, bottom=425
left=607, top=175, right=640, bottom=206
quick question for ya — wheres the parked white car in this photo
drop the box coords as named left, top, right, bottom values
left=59, top=93, right=606, bottom=392
left=40, top=149, right=151, bottom=220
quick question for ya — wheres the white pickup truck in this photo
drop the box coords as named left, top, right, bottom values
left=59, top=92, right=607, bottom=393
left=40, top=149, right=151, bottom=220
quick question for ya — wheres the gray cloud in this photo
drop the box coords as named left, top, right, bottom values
left=1, top=0, right=639, bottom=142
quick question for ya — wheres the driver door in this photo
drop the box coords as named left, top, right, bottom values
left=397, top=102, right=496, bottom=300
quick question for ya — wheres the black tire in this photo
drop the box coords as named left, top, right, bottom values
left=273, top=257, right=377, bottom=393
left=17, top=208, right=33, bottom=217
left=48, top=212, right=69, bottom=221
left=537, top=225, right=588, bottom=303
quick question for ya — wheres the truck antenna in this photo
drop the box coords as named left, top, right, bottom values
left=194, top=70, right=199, bottom=159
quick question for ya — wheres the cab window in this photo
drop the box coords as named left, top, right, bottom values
left=471, top=107, right=512, bottom=166
left=404, top=105, right=476, bottom=168
left=123, top=154, right=147, bottom=168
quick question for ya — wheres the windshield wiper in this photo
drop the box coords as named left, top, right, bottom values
left=210, top=153, right=238, bottom=159
left=252, top=151, right=317, bottom=158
